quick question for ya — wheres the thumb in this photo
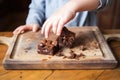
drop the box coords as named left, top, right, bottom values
left=32, top=25, right=39, bottom=32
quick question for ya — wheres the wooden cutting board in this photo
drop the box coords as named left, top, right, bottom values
left=0, top=27, right=119, bottom=69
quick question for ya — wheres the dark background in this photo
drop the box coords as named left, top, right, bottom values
left=0, top=0, right=30, bottom=31
left=0, top=0, right=119, bottom=31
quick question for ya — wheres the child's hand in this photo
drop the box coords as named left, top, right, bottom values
left=41, top=0, right=99, bottom=38
left=41, top=2, right=76, bottom=38
left=13, top=24, right=40, bottom=34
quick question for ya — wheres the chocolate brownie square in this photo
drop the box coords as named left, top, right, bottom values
left=57, top=27, right=75, bottom=48
left=37, top=39, right=58, bottom=55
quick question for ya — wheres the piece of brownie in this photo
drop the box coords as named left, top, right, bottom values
left=37, top=39, right=59, bottom=55
left=37, top=27, right=75, bottom=56
left=57, top=27, right=75, bottom=48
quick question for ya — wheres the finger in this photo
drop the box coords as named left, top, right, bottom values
left=56, top=19, right=66, bottom=36
left=45, top=21, right=52, bottom=38
left=32, top=25, right=39, bottom=32
left=24, top=25, right=32, bottom=30
left=13, top=26, right=24, bottom=34
left=56, top=14, right=73, bottom=36
left=42, top=17, right=53, bottom=34
left=13, top=28, right=19, bottom=34
left=41, top=20, right=48, bottom=34
left=52, top=19, right=59, bottom=34
left=17, top=26, right=25, bottom=34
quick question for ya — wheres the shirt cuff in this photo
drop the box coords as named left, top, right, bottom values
left=97, top=0, right=110, bottom=11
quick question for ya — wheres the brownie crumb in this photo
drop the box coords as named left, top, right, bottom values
left=64, top=50, right=77, bottom=59
left=48, top=56, right=52, bottom=59
left=56, top=50, right=64, bottom=56
left=24, top=47, right=32, bottom=53
left=24, top=47, right=32, bottom=50
left=79, top=45, right=87, bottom=51
left=63, top=56, right=67, bottom=59
left=79, top=53, right=86, bottom=58
left=68, top=50, right=77, bottom=59
left=63, top=50, right=86, bottom=60
left=42, top=59, right=48, bottom=61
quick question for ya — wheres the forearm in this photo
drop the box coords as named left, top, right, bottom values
left=66, top=0, right=99, bottom=13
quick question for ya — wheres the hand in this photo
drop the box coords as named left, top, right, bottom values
left=13, top=24, right=40, bottom=34
left=41, top=3, right=76, bottom=38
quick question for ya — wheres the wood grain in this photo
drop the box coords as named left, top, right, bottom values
left=46, top=70, right=105, bottom=80
left=97, top=69, right=120, bottom=80
left=0, top=30, right=120, bottom=80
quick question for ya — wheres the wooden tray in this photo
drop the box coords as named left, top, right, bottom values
left=0, top=27, right=119, bottom=69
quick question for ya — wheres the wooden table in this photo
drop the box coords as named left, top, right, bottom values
left=0, top=30, right=120, bottom=80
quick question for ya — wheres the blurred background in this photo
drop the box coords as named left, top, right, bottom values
left=0, top=0, right=119, bottom=31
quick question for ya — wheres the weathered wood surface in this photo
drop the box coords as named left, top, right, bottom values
left=0, top=29, right=120, bottom=80
left=0, top=27, right=118, bottom=69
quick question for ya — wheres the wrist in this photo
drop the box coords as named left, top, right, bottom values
left=63, top=1, right=77, bottom=15
left=67, top=0, right=80, bottom=13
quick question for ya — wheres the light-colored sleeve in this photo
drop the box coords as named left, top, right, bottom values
left=97, top=0, right=111, bottom=10
left=26, top=0, right=45, bottom=26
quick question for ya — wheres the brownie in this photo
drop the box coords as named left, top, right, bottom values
left=37, top=39, right=59, bottom=55
left=57, top=27, right=75, bottom=48
left=37, top=27, right=75, bottom=56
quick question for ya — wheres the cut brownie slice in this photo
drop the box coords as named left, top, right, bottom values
left=57, top=27, right=75, bottom=48
left=37, top=39, right=59, bottom=55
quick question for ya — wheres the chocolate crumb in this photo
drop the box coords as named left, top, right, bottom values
left=24, top=47, right=32, bottom=50
left=63, top=56, right=67, bottom=59
left=79, top=53, right=86, bottom=58
left=42, top=59, right=48, bottom=61
left=55, top=50, right=64, bottom=56
left=25, top=50, right=28, bottom=53
left=24, top=47, right=32, bottom=53
left=79, top=45, right=87, bottom=51
left=68, top=50, right=77, bottom=59
left=48, top=56, right=52, bottom=59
